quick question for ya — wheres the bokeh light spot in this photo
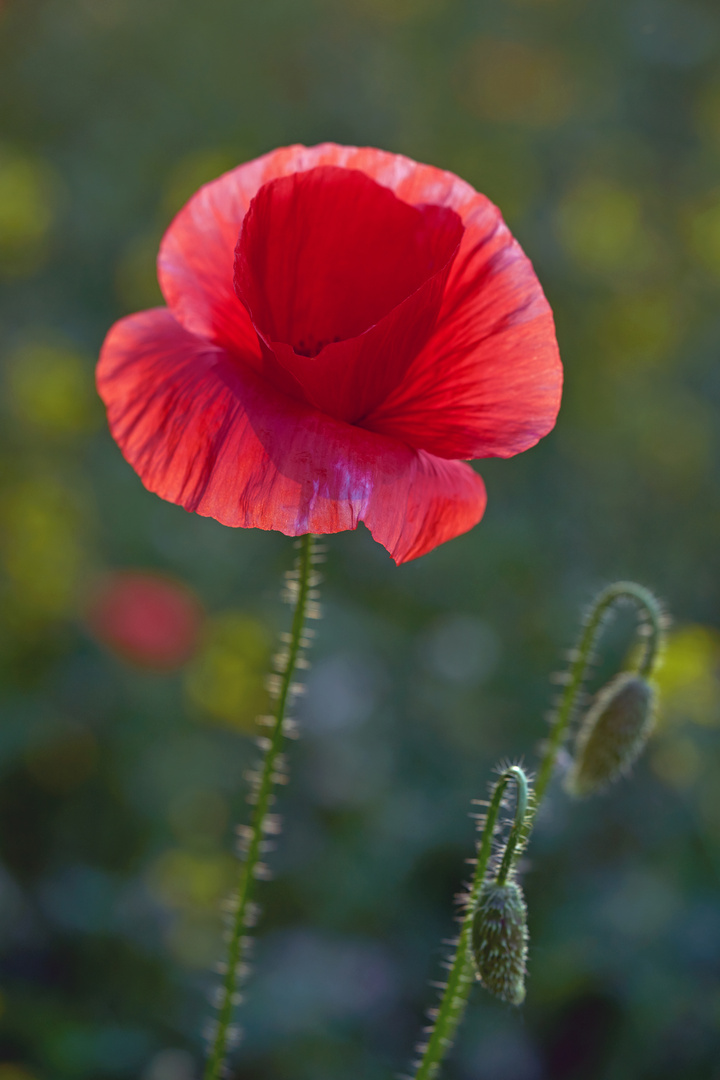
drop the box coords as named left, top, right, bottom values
left=458, top=38, right=577, bottom=128
left=687, top=191, right=720, bottom=277
left=115, top=231, right=164, bottom=312
left=162, top=148, right=246, bottom=219
left=85, top=570, right=205, bottom=670
left=597, top=291, right=682, bottom=367
left=147, top=849, right=235, bottom=911
left=556, top=178, right=656, bottom=276
left=0, top=477, right=86, bottom=621
left=695, top=81, right=720, bottom=147
left=184, top=611, right=271, bottom=730
left=6, top=340, right=100, bottom=436
left=0, top=145, right=58, bottom=279
left=656, top=625, right=720, bottom=727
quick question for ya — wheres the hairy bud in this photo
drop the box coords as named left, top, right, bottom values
left=566, top=671, right=656, bottom=797
left=471, top=880, right=528, bottom=1006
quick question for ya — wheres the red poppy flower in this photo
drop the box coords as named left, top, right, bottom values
left=97, top=144, right=561, bottom=564
left=85, top=570, right=204, bottom=670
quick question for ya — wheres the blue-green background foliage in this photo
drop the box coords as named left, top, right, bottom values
left=1, top=1, right=720, bottom=1078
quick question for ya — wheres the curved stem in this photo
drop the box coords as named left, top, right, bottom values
left=412, top=766, right=527, bottom=1080
left=534, top=581, right=663, bottom=806
left=412, top=581, right=664, bottom=1080
left=495, top=766, right=530, bottom=887
left=204, top=534, right=315, bottom=1080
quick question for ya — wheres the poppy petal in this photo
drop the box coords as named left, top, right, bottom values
left=157, top=144, right=401, bottom=358
left=96, top=309, right=487, bottom=564
left=234, top=165, right=463, bottom=423
left=361, top=222, right=562, bottom=460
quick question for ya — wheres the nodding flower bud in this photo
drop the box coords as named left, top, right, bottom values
left=566, top=671, right=656, bottom=797
left=471, top=880, right=528, bottom=1006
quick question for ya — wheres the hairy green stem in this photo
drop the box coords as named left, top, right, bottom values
left=413, top=767, right=527, bottom=1080
left=204, top=534, right=315, bottom=1080
left=495, top=767, right=530, bottom=888
left=412, top=581, right=664, bottom=1080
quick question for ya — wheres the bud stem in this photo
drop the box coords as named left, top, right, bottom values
left=412, top=766, right=530, bottom=1080
left=534, top=581, right=663, bottom=805
left=412, top=581, right=665, bottom=1080
left=495, top=766, right=530, bottom=887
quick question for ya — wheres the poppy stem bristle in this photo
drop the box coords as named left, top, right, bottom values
left=203, top=533, right=317, bottom=1080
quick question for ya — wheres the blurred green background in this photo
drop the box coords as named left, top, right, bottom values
left=1, top=1, right=720, bottom=1078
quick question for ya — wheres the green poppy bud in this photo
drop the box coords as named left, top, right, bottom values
left=566, top=671, right=656, bottom=797
left=471, top=880, right=528, bottom=1006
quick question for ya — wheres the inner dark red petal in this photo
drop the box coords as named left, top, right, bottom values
left=233, top=165, right=462, bottom=357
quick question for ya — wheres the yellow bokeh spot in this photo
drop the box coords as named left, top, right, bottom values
left=651, top=736, right=701, bottom=790
left=655, top=625, right=720, bottom=728
left=147, top=849, right=235, bottom=912
left=0, top=478, right=87, bottom=620
left=556, top=179, right=654, bottom=276
left=184, top=612, right=271, bottom=731
left=0, top=1068, right=35, bottom=1080
left=162, top=148, right=246, bottom=219
left=458, top=38, right=576, bottom=128
left=7, top=342, right=100, bottom=436
left=598, top=291, right=682, bottom=367
left=694, top=81, right=720, bottom=148
left=0, top=146, right=58, bottom=278
left=115, top=231, right=164, bottom=312
left=687, top=192, right=720, bottom=277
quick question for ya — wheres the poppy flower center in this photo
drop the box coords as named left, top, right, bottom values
left=234, top=165, right=463, bottom=363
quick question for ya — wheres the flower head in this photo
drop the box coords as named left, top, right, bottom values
left=97, top=144, right=562, bottom=563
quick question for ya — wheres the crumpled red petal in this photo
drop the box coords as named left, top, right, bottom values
left=96, top=309, right=487, bottom=564
left=234, top=165, right=463, bottom=424
left=361, top=222, right=562, bottom=460
left=157, top=144, right=560, bottom=458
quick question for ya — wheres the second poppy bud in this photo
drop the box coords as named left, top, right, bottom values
left=565, top=671, right=656, bottom=797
